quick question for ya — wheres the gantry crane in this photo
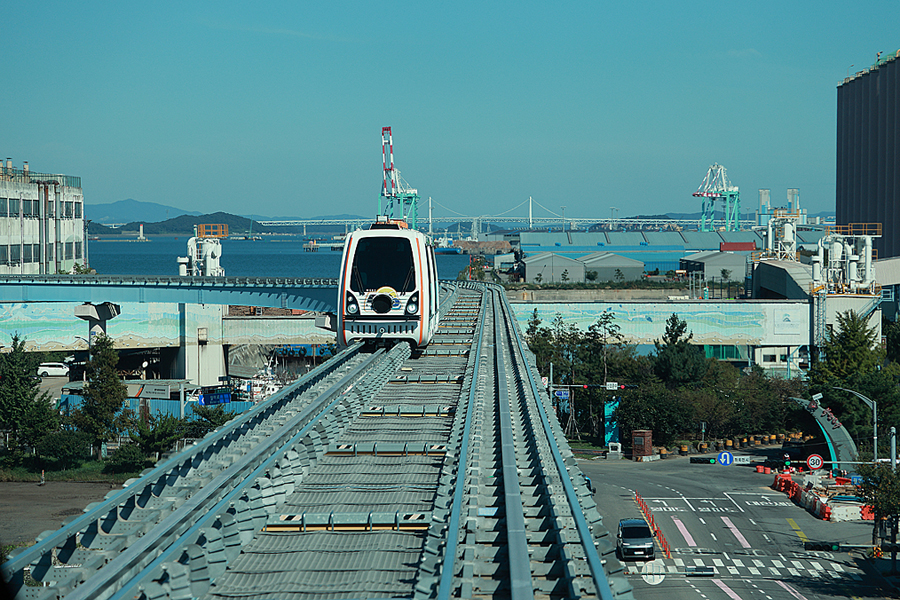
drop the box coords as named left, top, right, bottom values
left=693, top=163, right=741, bottom=232
left=380, top=127, right=420, bottom=229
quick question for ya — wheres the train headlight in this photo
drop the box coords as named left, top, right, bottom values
left=405, top=293, right=420, bottom=315
left=345, top=292, right=359, bottom=315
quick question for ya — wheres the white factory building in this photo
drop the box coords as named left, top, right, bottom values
left=0, top=159, right=86, bottom=275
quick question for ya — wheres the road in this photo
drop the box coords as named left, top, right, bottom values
left=580, top=452, right=896, bottom=600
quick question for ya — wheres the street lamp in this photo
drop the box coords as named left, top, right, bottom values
left=835, top=387, right=877, bottom=462
left=560, top=206, right=566, bottom=231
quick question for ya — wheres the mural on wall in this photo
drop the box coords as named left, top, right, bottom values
left=511, top=301, right=810, bottom=346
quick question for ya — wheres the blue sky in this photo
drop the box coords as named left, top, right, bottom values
left=3, top=2, right=898, bottom=222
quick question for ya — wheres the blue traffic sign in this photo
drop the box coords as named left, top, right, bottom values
left=554, top=389, right=570, bottom=400
left=717, top=451, right=734, bottom=466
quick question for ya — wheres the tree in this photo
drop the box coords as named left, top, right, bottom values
left=183, top=404, right=236, bottom=438
left=18, top=395, right=60, bottom=449
left=534, top=273, right=543, bottom=284
left=560, top=269, right=569, bottom=283
left=858, top=463, right=900, bottom=545
left=653, top=313, right=708, bottom=388
left=810, top=310, right=883, bottom=383
left=70, top=334, right=129, bottom=458
left=37, top=431, right=91, bottom=470
left=0, top=334, right=53, bottom=447
left=614, top=269, right=625, bottom=283
left=614, top=381, right=694, bottom=447
left=130, top=413, right=184, bottom=460
left=585, top=270, right=598, bottom=282
left=720, top=269, right=732, bottom=282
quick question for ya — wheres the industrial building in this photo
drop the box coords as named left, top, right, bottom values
left=836, top=49, right=900, bottom=258
left=581, top=251, right=644, bottom=282
left=0, top=159, right=86, bottom=275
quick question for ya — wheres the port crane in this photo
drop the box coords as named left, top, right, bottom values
left=694, top=163, right=741, bottom=232
left=379, top=127, right=420, bottom=229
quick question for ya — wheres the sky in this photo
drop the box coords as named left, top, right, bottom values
left=3, top=2, right=899, bottom=222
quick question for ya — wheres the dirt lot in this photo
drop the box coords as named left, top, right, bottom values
left=0, top=482, right=119, bottom=547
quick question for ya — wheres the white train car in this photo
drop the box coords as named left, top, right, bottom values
left=336, top=217, right=439, bottom=347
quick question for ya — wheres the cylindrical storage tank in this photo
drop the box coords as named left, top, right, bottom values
left=632, top=430, right=652, bottom=457
left=784, top=222, right=794, bottom=243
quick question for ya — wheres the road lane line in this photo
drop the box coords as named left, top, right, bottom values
left=671, top=517, right=696, bottom=546
left=776, top=580, right=811, bottom=600
left=723, top=492, right=746, bottom=513
left=721, top=516, right=752, bottom=548
left=786, top=517, right=809, bottom=542
left=681, top=494, right=695, bottom=511
left=713, top=579, right=744, bottom=600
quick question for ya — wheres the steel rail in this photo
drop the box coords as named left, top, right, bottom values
left=436, top=286, right=487, bottom=600
left=491, top=287, right=534, bottom=599
left=499, top=287, right=616, bottom=600
left=102, top=348, right=392, bottom=600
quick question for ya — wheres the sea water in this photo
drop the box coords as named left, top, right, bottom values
left=87, top=236, right=472, bottom=280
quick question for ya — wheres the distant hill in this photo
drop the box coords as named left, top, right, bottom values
left=86, top=199, right=203, bottom=224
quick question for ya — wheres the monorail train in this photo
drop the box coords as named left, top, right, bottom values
left=336, top=217, right=439, bottom=347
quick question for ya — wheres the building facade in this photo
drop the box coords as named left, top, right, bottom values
left=0, top=159, right=85, bottom=274
left=836, top=50, right=900, bottom=258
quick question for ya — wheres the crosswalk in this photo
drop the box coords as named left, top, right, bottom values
left=626, top=554, right=864, bottom=581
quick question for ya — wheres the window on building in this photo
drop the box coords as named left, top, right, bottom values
left=763, top=354, right=776, bottom=363
left=65, top=242, right=74, bottom=260
left=64, top=202, right=73, bottom=218
left=46, top=243, right=53, bottom=262
left=10, top=245, right=21, bottom=263
left=0, top=198, right=7, bottom=217
left=9, top=198, right=20, bottom=216
left=23, top=199, right=34, bottom=218
left=0, top=246, right=7, bottom=263
left=75, top=242, right=82, bottom=259
left=23, top=245, right=32, bottom=263
left=74, top=202, right=82, bottom=218
left=32, top=244, right=40, bottom=263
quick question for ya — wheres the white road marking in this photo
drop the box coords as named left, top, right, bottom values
left=809, top=561, right=824, bottom=570
left=713, top=558, right=724, bottom=567
left=788, top=568, right=800, bottom=576
left=674, top=558, right=684, bottom=567
left=773, top=560, right=784, bottom=568
left=727, top=566, right=739, bottom=575
left=791, top=560, right=803, bottom=569
left=749, top=567, right=760, bottom=575
left=830, top=562, right=844, bottom=571
left=723, top=492, right=746, bottom=513
left=710, top=533, right=718, bottom=541
left=732, top=558, right=744, bottom=567
left=699, top=518, right=706, bottom=525
left=693, top=558, right=705, bottom=566
left=752, top=559, right=765, bottom=568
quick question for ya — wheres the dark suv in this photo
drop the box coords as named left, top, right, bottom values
left=616, top=518, right=655, bottom=560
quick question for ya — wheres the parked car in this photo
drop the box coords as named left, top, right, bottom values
left=616, top=518, right=655, bottom=560
left=37, top=362, right=70, bottom=377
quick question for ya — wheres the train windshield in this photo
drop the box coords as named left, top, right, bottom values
left=350, top=237, right=416, bottom=293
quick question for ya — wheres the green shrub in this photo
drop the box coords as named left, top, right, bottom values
left=36, top=431, right=91, bottom=469
left=104, top=443, right=147, bottom=474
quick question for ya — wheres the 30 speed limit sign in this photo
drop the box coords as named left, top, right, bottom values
left=806, top=454, right=824, bottom=470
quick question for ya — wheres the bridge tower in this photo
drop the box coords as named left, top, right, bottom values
left=379, top=127, right=420, bottom=228
left=694, top=163, right=741, bottom=232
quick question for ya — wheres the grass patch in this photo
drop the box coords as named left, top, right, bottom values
left=0, top=460, right=142, bottom=484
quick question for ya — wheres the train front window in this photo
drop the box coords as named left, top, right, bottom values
left=350, top=237, right=416, bottom=293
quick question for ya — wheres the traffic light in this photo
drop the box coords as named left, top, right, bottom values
left=882, top=544, right=900, bottom=553
left=804, top=541, right=842, bottom=551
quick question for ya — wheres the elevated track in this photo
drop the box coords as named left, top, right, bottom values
left=2, top=282, right=633, bottom=600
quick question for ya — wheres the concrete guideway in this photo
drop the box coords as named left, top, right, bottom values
left=2, top=282, right=630, bottom=600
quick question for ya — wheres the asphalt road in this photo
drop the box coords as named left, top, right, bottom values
left=580, top=451, right=896, bottom=600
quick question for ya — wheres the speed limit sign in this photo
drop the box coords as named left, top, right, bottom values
left=807, top=454, right=824, bottom=470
